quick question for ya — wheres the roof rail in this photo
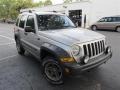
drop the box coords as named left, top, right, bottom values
left=52, top=11, right=57, bottom=13
left=20, top=9, right=35, bottom=13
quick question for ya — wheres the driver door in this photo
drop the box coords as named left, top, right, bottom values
left=23, top=15, right=41, bottom=59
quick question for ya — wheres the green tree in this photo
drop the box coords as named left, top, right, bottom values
left=0, top=0, right=16, bottom=19
left=0, top=0, right=53, bottom=19
left=64, top=0, right=73, bottom=3
left=0, top=0, right=41, bottom=19
left=37, top=1, right=44, bottom=7
left=63, top=0, right=89, bottom=3
left=33, top=1, right=42, bottom=7
left=15, top=0, right=35, bottom=12
left=76, top=0, right=89, bottom=2
left=44, top=0, right=52, bottom=6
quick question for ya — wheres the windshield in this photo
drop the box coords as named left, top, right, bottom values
left=37, top=15, right=76, bottom=31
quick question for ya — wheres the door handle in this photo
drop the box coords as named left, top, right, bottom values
left=35, top=37, right=40, bottom=40
left=37, top=38, right=40, bottom=40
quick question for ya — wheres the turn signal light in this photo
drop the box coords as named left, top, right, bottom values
left=60, top=57, right=75, bottom=63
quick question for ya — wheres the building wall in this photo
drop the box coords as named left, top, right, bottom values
left=22, top=2, right=91, bottom=27
left=21, top=0, right=120, bottom=28
left=90, top=0, right=120, bottom=25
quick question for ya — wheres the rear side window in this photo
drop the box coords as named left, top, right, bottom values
left=115, top=17, right=120, bottom=22
left=19, top=15, right=27, bottom=28
left=26, top=15, right=35, bottom=30
left=111, top=17, right=116, bottom=22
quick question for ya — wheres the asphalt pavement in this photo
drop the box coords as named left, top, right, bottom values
left=0, top=23, right=120, bottom=90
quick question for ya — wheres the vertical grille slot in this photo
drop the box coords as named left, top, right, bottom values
left=102, top=40, right=105, bottom=51
left=91, top=43, right=95, bottom=56
left=98, top=41, right=100, bottom=53
left=99, top=41, right=101, bottom=53
left=88, top=44, right=91, bottom=57
left=95, top=42, right=98, bottom=55
left=100, top=41, right=103, bottom=52
left=83, top=40, right=105, bottom=58
left=83, top=45, right=87, bottom=56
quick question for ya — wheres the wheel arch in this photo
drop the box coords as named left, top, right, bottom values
left=40, top=43, right=71, bottom=62
left=115, top=26, right=120, bottom=30
left=40, top=47, right=59, bottom=61
left=91, top=25, right=97, bottom=28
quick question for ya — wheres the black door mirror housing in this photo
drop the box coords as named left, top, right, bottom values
left=25, top=26, right=33, bottom=32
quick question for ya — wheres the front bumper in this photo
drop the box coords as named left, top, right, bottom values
left=63, top=52, right=112, bottom=74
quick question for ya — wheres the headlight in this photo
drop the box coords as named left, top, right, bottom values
left=71, top=45, right=80, bottom=56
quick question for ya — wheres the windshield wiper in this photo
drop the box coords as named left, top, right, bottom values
left=63, top=26, right=76, bottom=28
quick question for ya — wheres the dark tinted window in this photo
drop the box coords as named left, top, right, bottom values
left=99, top=18, right=107, bottom=22
left=112, top=17, right=120, bottom=22
left=99, top=17, right=120, bottom=22
left=19, top=15, right=27, bottom=28
left=106, top=17, right=112, bottom=22
left=99, top=18, right=104, bottom=22
left=111, top=17, right=116, bottom=22
left=116, top=17, right=120, bottom=22
left=26, top=15, right=35, bottom=30
left=16, top=17, right=20, bottom=26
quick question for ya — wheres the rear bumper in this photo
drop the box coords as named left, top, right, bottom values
left=63, top=52, right=112, bottom=74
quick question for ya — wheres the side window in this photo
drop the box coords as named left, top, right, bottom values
left=115, top=17, right=120, bottom=22
left=112, top=17, right=116, bottom=22
left=19, top=15, right=27, bottom=28
left=99, top=18, right=106, bottom=22
left=104, top=17, right=108, bottom=22
left=16, top=17, right=19, bottom=26
left=106, top=17, right=112, bottom=22
left=26, top=15, right=35, bottom=30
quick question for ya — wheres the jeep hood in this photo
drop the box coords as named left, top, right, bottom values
left=39, top=28, right=105, bottom=46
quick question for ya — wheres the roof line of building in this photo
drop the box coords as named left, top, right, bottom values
left=21, top=1, right=92, bottom=11
left=42, top=1, right=92, bottom=7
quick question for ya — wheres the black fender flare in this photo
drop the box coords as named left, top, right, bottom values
left=40, top=43, right=71, bottom=62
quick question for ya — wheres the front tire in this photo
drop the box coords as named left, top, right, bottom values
left=16, top=39, right=25, bottom=55
left=42, top=56, right=64, bottom=85
left=91, top=25, right=97, bottom=31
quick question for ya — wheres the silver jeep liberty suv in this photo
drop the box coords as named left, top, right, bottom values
left=14, top=11, right=112, bottom=84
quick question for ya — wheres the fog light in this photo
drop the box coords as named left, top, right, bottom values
left=105, top=46, right=111, bottom=54
left=65, top=68, right=70, bottom=73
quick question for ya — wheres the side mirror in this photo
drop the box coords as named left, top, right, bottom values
left=25, top=26, right=33, bottom=32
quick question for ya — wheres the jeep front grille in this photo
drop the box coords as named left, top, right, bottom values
left=83, top=40, right=105, bottom=58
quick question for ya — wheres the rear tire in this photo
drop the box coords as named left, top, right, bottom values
left=16, top=39, right=25, bottom=55
left=42, top=56, right=64, bottom=85
left=91, top=25, right=97, bottom=31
